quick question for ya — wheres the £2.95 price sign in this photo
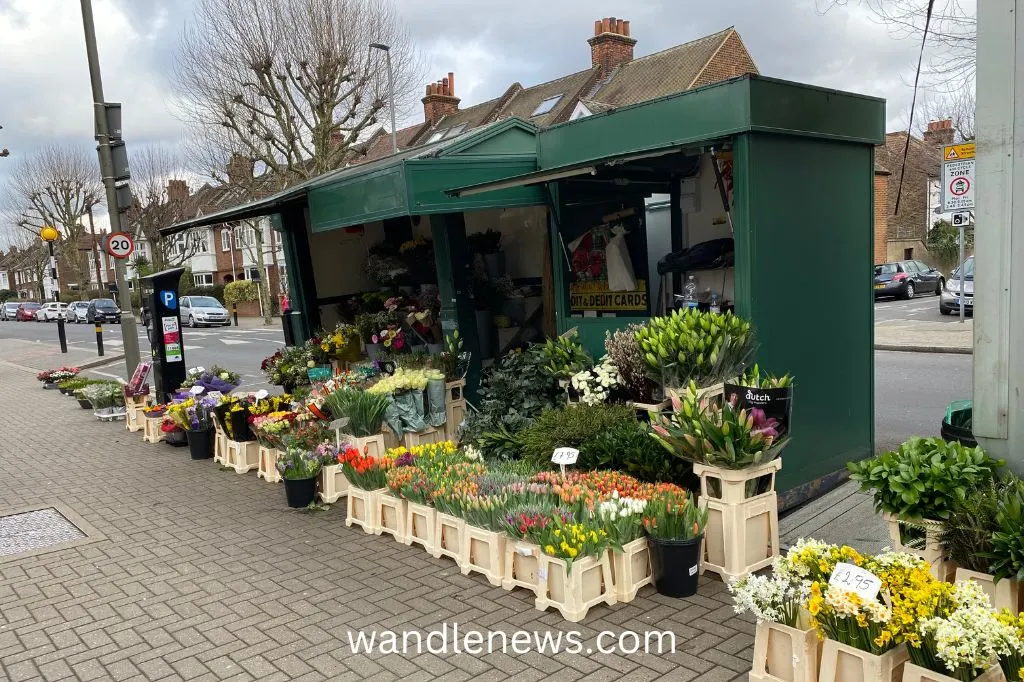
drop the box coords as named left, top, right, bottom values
left=828, top=562, right=882, bottom=601
left=104, top=232, right=135, bottom=260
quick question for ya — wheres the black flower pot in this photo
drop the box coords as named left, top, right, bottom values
left=186, top=428, right=214, bottom=460
left=212, top=403, right=231, bottom=432
left=228, top=410, right=253, bottom=442
left=59, top=387, right=71, bottom=395
left=164, top=429, right=188, bottom=447
left=283, top=477, right=317, bottom=508
left=648, top=535, right=703, bottom=598
left=77, top=398, right=93, bottom=410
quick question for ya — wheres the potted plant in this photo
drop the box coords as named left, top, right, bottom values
left=849, top=437, right=1003, bottom=579
left=457, top=483, right=512, bottom=587
left=37, top=366, right=79, bottom=389
left=532, top=515, right=616, bottom=622
left=319, top=323, right=361, bottom=364
left=605, top=325, right=659, bottom=411
left=642, top=484, right=708, bottom=598
left=467, top=229, right=504, bottom=278
left=536, top=331, right=593, bottom=385
left=649, top=383, right=787, bottom=581
left=597, top=491, right=651, bottom=603
left=322, top=388, right=389, bottom=457
left=168, top=395, right=219, bottom=460
left=987, top=478, right=1024, bottom=607
left=275, top=447, right=323, bottom=508
left=723, top=364, right=795, bottom=439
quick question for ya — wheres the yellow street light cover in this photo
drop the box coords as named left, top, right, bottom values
left=39, top=226, right=59, bottom=242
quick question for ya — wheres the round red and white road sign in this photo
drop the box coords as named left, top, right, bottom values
left=104, top=232, right=135, bottom=259
left=949, top=177, right=971, bottom=197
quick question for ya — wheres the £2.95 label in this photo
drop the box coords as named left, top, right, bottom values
left=829, top=562, right=882, bottom=601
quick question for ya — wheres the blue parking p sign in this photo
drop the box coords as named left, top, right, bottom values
left=160, top=290, right=177, bottom=310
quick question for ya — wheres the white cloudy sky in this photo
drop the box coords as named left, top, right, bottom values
left=0, top=0, right=969, bottom=240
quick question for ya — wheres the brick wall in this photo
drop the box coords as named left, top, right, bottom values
left=874, top=172, right=890, bottom=264
left=690, top=30, right=759, bottom=88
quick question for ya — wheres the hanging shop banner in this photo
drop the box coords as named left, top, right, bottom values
left=570, top=279, right=648, bottom=312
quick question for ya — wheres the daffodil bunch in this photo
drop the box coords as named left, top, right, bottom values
left=774, top=539, right=866, bottom=585
left=533, top=518, right=610, bottom=571
left=996, top=610, right=1024, bottom=682
left=807, top=581, right=896, bottom=654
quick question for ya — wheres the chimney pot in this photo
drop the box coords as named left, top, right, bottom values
left=594, top=19, right=602, bottom=36
left=616, top=19, right=624, bottom=34
left=448, top=72, right=455, bottom=95
left=602, top=18, right=610, bottom=32
left=623, top=20, right=630, bottom=36
left=422, top=71, right=461, bottom=124
left=442, top=77, right=449, bottom=96
left=589, top=16, right=637, bottom=76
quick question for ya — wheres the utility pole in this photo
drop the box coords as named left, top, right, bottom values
left=85, top=205, right=104, bottom=291
left=80, top=0, right=140, bottom=375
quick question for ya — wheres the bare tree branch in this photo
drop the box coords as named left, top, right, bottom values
left=921, top=87, right=976, bottom=141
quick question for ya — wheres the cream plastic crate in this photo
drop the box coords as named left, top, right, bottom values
left=445, top=379, right=466, bottom=442
left=694, top=459, right=781, bottom=583
left=226, top=440, right=259, bottom=474
left=502, top=541, right=543, bottom=595
left=142, top=415, right=165, bottom=444
left=748, top=621, right=820, bottom=682
left=534, top=552, right=616, bottom=623
left=883, top=513, right=952, bottom=581
left=818, top=640, right=909, bottom=682
left=212, top=420, right=228, bottom=465
left=460, top=525, right=506, bottom=587
left=318, top=464, right=348, bottom=503
left=432, top=512, right=466, bottom=563
left=404, top=501, right=437, bottom=554
left=346, top=487, right=383, bottom=534
left=953, top=567, right=1022, bottom=611
left=376, top=493, right=407, bottom=543
left=340, top=433, right=385, bottom=459
left=608, top=538, right=652, bottom=603
left=901, top=662, right=1004, bottom=682
left=257, top=446, right=282, bottom=483
left=124, top=395, right=150, bottom=433
left=403, top=427, right=444, bottom=449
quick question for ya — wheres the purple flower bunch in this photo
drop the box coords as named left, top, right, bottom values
left=393, top=451, right=416, bottom=468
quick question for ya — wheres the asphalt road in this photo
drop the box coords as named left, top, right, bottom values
left=872, top=289, right=972, bottom=323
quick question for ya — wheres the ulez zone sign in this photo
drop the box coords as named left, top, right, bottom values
left=941, top=143, right=975, bottom=212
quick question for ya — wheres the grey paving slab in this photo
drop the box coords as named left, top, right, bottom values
left=779, top=480, right=890, bottom=555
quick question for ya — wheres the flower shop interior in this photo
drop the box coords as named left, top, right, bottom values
left=162, top=74, right=884, bottom=508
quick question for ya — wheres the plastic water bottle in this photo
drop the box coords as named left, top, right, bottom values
left=683, top=276, right=698, bottom=310
left=710, top=293, right=720, bottom=314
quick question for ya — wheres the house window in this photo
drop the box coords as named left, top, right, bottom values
left=189, top=230, right=210, bottom=255
left=444, top=124, right=467, bottom=139
left=221, top=228, right=231, bottom=252
left=904, top=247, right=914, bottom=260
left=244, top=267, right=261, bottom=281
left=427, top=128, right=448, bottom=143
left=532, top=94, right=563, bottom=117
left=193, top=272, right=214, bottom=287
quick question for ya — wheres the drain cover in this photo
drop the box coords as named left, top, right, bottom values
left=0, top=508, right=86, bottom=557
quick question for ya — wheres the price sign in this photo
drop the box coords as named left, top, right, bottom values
left=829, top=562, right=882, bottom=601
left=104, top=232, right=135, bottom=259
left=189, top=385, right=205, bottom=395
left=254, top=389, right=269, bottom=400
left=551, top=447, right=579, bottom=477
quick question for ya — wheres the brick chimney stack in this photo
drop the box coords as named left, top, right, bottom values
left=422, top=72, right=460, bottom=125
left=588, top=17, right=636, bottom=77
left=166, top=179, right=189, bottom=203
left=226, top=153, right=254, bottom=186
left=923, top=119, right=955, bottom=147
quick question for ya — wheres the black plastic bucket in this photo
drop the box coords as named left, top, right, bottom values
left=284, top=477, right=317, bottom=508
left=648, top=535, right=703, bottom=598
left=186, top=428, right=214, bottom=460
left=941, top=400, right=976, bottom=447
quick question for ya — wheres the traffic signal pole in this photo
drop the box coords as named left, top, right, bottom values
left=80, top=0, right=140, bottom=376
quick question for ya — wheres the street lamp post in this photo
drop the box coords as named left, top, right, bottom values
left=369, top=43, right=398, bottom=154
left=39, top=226, right=68, bottom=354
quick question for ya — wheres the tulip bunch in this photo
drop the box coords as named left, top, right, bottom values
left=338, top=447, right=394, bottom=490
left=641, top=485, right=707, bottom=541
left=533, top=518, right=610, bottom=571
left=386, top=466, right=434, bottom=504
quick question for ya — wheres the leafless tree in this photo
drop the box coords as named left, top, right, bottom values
left=2, top=145, right=103, bottom=292
left=124, top=145, right=207, bottom=270
left=922, top=87, right=976, bottom=141
left=174, top=0, right=421, bottom=186
left=820, top=0, right=976, bottom=88
left=4, top=227, right=50, bottom=300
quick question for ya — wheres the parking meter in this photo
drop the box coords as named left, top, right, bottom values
left=139, top=268, right=186, bottom=401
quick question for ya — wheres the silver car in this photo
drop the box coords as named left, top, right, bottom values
left=940, top=256, right=974, bottom=315
left=180, top=295, right=231, bottom=327
left=1, top=301, right=21, bottom=321
left=65, top=301, right=91, bottom=323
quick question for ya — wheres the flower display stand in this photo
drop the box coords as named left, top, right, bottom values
left=404, top=502, right=437, bottom=554
left=346, top=487, right=383, bottom=534
left=608, top=538, right=653, bottom=603
left=882, top=513, right=951, bottom=581
left=212, top=420, right=228, bottom=465
left=628, top=399, right=671, bottom=420
left=502, top=541, right=543, bottom=595
left=403, top=427, right=444, bottom=449
left=817, top=640, right=909, bottom=682
left=900, top=663, right=1004, bottom=682
left=338, top=433, right=386, bottom=459
left=460, top=525, right=506, bottom=587
left=226, top=440, right=259, bottom=474
left=954, top=567, right=1022, bottom=611
left=693, top=459, right=782, bottom=583
left=124, top=395, right=150, bottom=433
left=317, top=464, right=348, bottom=503
left=257, top=446, right=282, bottom=483
left=431, top=512, right=465, bottom=563
left=748, top=621, right=820, bottom=682
left=382, top=427, right=402, bottom=451
left=445, top=380, right=466, bottom=441
left=142, top=416, right=165, bottom=444
left=375, top=493, right=407, bottom=543
left=534, top=552, right=616, bottom=623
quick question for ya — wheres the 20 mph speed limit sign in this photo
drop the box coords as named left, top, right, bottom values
left=104, top=232, right=135, bottom=259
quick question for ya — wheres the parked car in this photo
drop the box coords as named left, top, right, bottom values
left=15, top=302, right=41, bottom=321
left=65, top=301, right=91, bottom=323
left=873, top=260, right=944, bottom=300
left=35, top=302, right=68, bottom=322
left=180, top=295, right=231, bottom=328
left=87, top=298, right=122, bottom=324
left=940, top=256, right=974, bottom=315
left=1, top=301, right=23, bottom=321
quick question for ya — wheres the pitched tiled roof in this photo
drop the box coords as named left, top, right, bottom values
left=876, top=131, right=940, bottom=178
left=587, top=28, right=735, bottom=108
left=492, top=68, right=601, bottom=126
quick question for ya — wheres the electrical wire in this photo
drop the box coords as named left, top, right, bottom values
left=894, top=0, right=937, bottom=216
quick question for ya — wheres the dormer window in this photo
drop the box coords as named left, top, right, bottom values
left=532, top=94, right=563, bottom=117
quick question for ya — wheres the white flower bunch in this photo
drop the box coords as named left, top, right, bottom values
left=870, top=550, right=929, bottom=573
left=920, top=604, right=1011, bottom=675
left=569, top=355, right=621, bottom=406
left=596, top=492, right=647, bottom=545
left=463, top=445, right=482, bottom=462
left=823, top=584, right=890, bottom=622
left=729, top=573, right=811, bottom=627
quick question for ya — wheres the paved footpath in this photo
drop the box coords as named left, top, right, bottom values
left=0, top=363, right=754, bottom=682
